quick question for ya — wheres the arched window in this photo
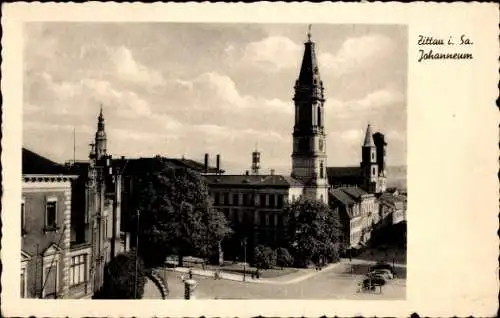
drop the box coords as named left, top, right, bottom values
left=320, top=161, right=324, bottom=178
left=317, top=107, right=322, bottom=127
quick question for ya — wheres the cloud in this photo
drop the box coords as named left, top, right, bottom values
left=239, top=36, right=301, bottom=71
left=356, top=88, right=404, bottom=110
left=110, top=46, right=165, bottom=86
left=340, top=129, right=364, bottom=142
left=326, top=87, right=404, bottom=120
left=320, top=34, right=396, bottom=76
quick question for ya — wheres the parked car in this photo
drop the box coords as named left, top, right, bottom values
left=370, top=269, right=394, bottom=279
left=362, top=276, right=386, bottom=287
left=371, top=262, right=394, bottom=273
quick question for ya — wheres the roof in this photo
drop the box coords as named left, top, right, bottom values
left=22, top=148, right=71, bottom=175
left=330, top=188, right=357, bottom=207
left=327, top=166, right=361, bottom=178
left=204, top=174, right=303, bottom=188
left=297, top=38, right=321, bottom=85
left=363, top=124, right=375, bottom=147
left=341, top=186, right=368, bottom=200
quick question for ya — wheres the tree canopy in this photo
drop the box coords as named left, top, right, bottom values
left=94, top=250, right=146, bottom=299
left=285, top=198, right=343, bottom=267
left=130, top=157, right=232, bottom=267
left=253, top=245, right=277, bottom=269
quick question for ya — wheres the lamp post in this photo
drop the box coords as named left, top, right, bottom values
left=134, top=209, right=140, bottom=299
left=242, top=237, right=247, bottom=282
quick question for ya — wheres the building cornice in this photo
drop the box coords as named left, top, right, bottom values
left=22, top=174, right=78, bottom=183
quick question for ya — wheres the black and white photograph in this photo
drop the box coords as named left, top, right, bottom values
left=19, top=22, right=407, bottom=300
left=1, top=3, right=498, bottom=318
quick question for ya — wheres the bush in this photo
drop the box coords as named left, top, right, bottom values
left=275, top=247, right=294, bottom=269
left=94, top=250, right=146, bottom=299
left=253, top=245, right=276, bottom=269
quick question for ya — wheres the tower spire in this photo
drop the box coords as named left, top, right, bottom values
left=363, top=123, right=375, bottom=147
left=95, top=104, right=107, bottom=160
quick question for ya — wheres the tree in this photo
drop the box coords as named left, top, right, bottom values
left=131, top=157, right=232, bottom=267
left=285, top=198, right=343, bottom=268
left=253, top=245, right=277, bottom=270
left=94, top=250, right=146, bottom=299
left=275, top=247, right=294, bottom=269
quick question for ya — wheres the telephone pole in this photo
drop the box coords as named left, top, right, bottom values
left=134, top=210, right=140, bottom=299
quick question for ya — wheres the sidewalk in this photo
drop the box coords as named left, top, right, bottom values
left=164, top=261, right=344, bottom=285
left=345, top=258, right=406, bottom=268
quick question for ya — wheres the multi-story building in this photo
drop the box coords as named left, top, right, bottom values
left=21, top=148, right=81, bottom=298
left=329, top=186, right=378, bottom=251
left=205, top=173, right=303, bottom=260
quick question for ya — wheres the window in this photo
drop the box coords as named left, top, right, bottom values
left=223, top=193, right=229, bottom=205
left=269, top=194, right=275, bottom=208
left=320, top=162, right=324, bottom=178
left=45, top=200, right=57, bottom=229
left=232, top=194, right=239, bottom=206
left=372, top=152, right=375, bottom=160
left=21, top=200, right=26, bottom=234
left=243, top=193, right=250, bottom=206
left=277, top=195, right=284, bottom=208
left=317, top=107, right=322, bottom=127
left=260, top=194, right=266, bottom=208
left=214, top=193, right=220, bottom=205
left=20, top=267, right=27, bottom=298
left=70, top=254, right=87, bottom=286
left=372, top=167, right=376, bottom=176
left=259, top=211, right=266, bottom=225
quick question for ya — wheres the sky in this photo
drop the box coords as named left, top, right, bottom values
left=23, top=23, right=407, bottom=174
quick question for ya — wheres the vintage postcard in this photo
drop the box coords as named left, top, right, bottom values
left=1, top=2, right=498, bottom=317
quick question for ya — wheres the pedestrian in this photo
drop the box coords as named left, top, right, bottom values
left=188, top=268, right=193, bottom=279
left=256, top=269, right=260, bottom=279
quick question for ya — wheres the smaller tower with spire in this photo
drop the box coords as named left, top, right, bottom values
left=251, top=143, right=260, bottom=175
left=361, top=124, right=378, bottom=193
left=95, top=104, right=107, bottom=160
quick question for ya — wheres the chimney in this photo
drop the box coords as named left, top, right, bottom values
left=204, top=153, right=209, bottom=173
left=216, top=154, right=221, bottom=174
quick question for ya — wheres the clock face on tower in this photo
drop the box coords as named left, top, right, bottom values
left=319, top=138, right=324, bottom=151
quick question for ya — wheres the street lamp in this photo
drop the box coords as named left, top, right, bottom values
left=134, top=209, right=140, bottom=299
left=242, top=237, right=247, bottom=282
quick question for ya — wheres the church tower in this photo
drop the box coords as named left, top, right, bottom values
left=361, top=124, right=378, bottom=193
left=95, top=105, right=107, bottom=160
left=291, top=26, right=328, bottom=204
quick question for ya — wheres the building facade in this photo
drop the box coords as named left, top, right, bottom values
left=205, top=174, right=303, bottom=260
left=330, top=186, right=379, bottom=250
left=67, top=107, right=126, bottom=295
left=21, top=149, right=80, bottom=298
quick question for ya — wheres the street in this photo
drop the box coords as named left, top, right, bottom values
left=162, top=259, right=406, bottom=299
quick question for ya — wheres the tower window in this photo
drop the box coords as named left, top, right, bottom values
left=320, top=162, right=324, bottom=178
left=317, top=107, right=322, bottom=127
left=372, top=167, right=376, bottom=176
